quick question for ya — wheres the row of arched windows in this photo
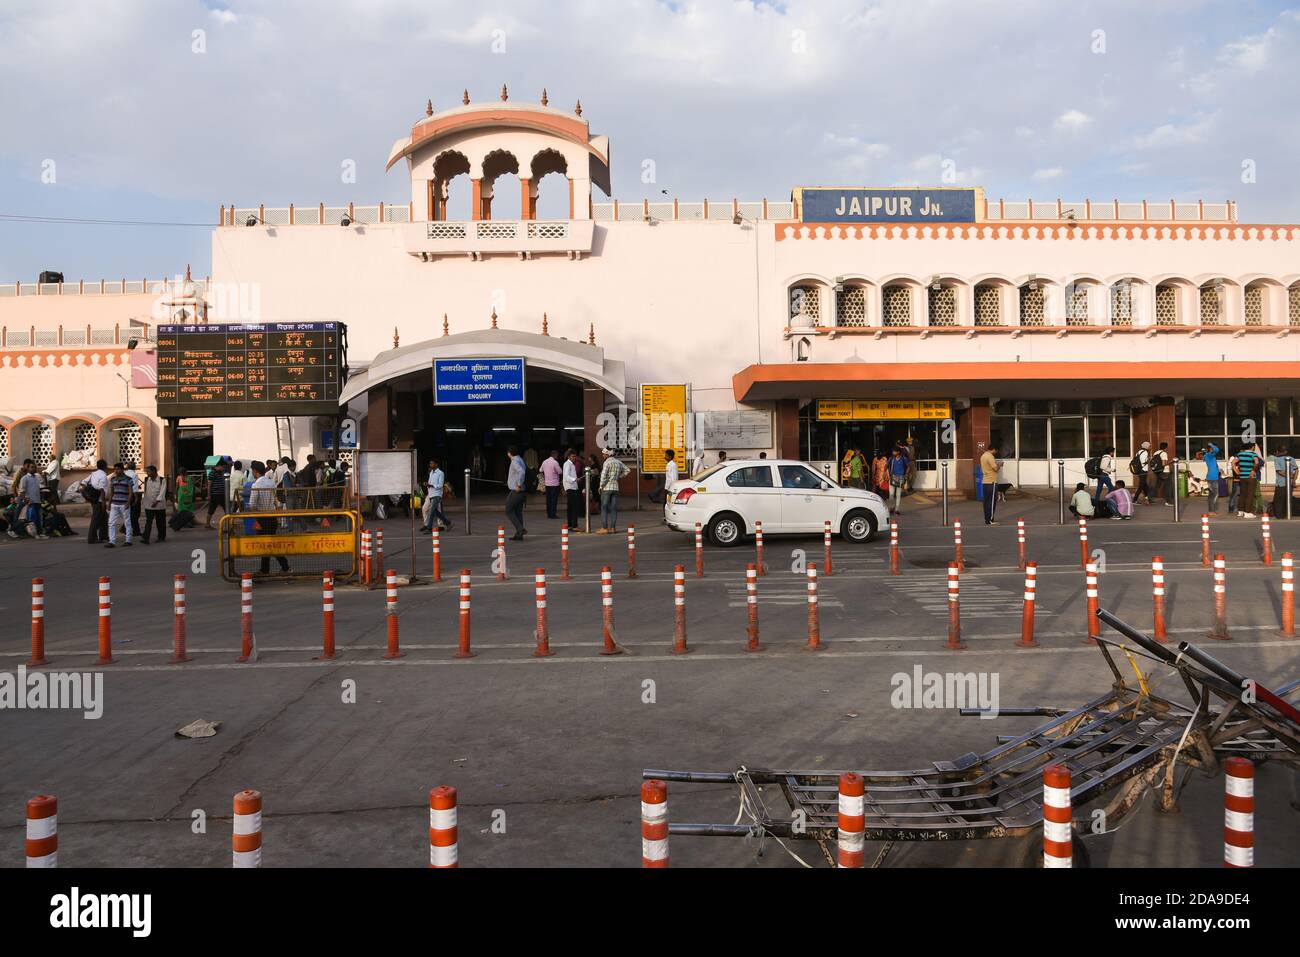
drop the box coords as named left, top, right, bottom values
left=788, top=277, right=1300, bottom=328
left=430, top=147, right=571, bottom=221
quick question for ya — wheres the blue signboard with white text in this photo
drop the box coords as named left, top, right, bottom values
left=433, top=357, right=527, bottom=405
left=798, top=187, right=980, bottom=224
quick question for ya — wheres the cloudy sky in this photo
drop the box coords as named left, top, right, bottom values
left=1, top=0, right=1297, bottom=281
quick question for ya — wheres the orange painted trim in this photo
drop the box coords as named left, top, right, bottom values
left=773, top=222, right=1300, bottom=242
left=733, top=360, right=1300, bottom=401
left=387, top=107, right=607, bottom=172
left=0, top=349, right=129, bottom=367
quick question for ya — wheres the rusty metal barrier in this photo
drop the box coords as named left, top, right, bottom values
left=218, top=509, right=360, bottom=583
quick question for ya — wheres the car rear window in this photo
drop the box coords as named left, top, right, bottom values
left=726, top=465, right=774, bottom=488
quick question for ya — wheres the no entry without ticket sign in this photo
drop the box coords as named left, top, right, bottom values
left=433, top=357, right=526, bottom=405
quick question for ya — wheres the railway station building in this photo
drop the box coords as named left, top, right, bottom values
left=3, top=89, right=1300, bottom=494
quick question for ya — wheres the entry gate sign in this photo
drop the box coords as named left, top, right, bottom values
left=433, top=357, right=526, bottom=405
left=797, top=187, right=980, bottom=224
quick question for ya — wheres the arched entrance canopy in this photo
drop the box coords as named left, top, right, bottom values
left=340, top=327, right=624, bottom=406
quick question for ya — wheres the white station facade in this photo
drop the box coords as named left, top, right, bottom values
left=4, top=88, right=1300, bottom=494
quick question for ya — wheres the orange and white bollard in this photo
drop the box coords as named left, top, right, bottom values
left=171, top=574, right=191, bottom=663
left=744, top=563, right=762, bottom=652
left=236, top=572, right=255, bottom=662
left=600, top=565, right=623, bottom=656
left=1261, top=514, right=1273, bottom=566
left=823, top=519, right=833, bottom=576
left=361, top=529, right=372, bottom=585
left=375, top=527, right=385, bottom=583
left=429, top=785, right=459, bottom=868
left=641, top=779, right=669, bottom=867
left=496, top=526, right=507, bottom=581
left=533, top=568, right=553, bottom=657
left=805, top=563, right=821, bottom=650
left=1281, top=553, right=1295, bottom=638
left=232, top=789, right=263, bottom=868
left=1042, top=765, right=1072, bottom=868
left=1017, top=518, right=1026, bottom=571
left=1084, top=561, right=1100, bottom=644
left=837, top=772, right=865, bottom=868
left=695, top=522, right=704, bottom=578
left=1018, top=562, right=1038, bottom=648
left=431, top=527, right=442, bottom=583
left=560, top=525, right=571, bottom=581
left=889, top=518, right=900, bottom=575
left=946, top=561, right=965, bottom=650
left=1222, top=757, right=1254, bottom=868
left=1078, top=517, right=1089, bottom=570
left=25, top=795, right=57, bottom=868
left=320, top=571, right=336, bottom=659
left=755, top=520, right=766, bottom=575
left=456, top=570, right=474, bottom=658
left=1208, top=554, right=1230, bottom=640
left=627, top=525, right=637, bottom=579
left=1152, top=557, right=1168, bottom=643
left=953, top=519, right=965, bottom=572
left=384, top=568, right=404, bottom=659
left=672, top=565, right=688, bottom=654
left=28, top=578, right=48, bottom=667
left=96, top=576, right=114, bottom=664
left=1201, top=514, right=1211, bottom=568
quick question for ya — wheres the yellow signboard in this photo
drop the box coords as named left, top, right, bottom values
left=228, top=532, right=356, bottom=557
left=817, top=399, right=952, bottom=421
left=640, top=383, right=688, bottom=474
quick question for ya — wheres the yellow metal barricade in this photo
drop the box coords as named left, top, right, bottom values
left=218, top=510, right=360, bottom=583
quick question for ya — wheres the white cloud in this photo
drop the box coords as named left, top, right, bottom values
left=1054, top=109, right=1091, bottom=132
left=1032, top=167, right=1064, bottom=182
left=209, top=8, right=237, bottom=25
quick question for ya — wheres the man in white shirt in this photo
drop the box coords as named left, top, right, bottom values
left=420, top=458, right=451, bottom=532
left=1068, top=482, right=1096, bottom=518
left=649, top=448, right=679, bottom=504
left=140, top=464, right=169, bottom=543
left=562, top=449, right=582, bottom=531
left=86, top=459, right=109, bottom=544
left=250, top=461, right=289, bottom=574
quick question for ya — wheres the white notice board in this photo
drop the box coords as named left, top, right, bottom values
left=356, top=449, right=416, bottom=496
left=694, top=410, right=773, bottom=450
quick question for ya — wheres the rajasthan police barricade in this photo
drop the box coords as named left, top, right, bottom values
left=218, top=509, right=361, bottom=583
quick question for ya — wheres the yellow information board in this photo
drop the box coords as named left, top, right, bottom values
left=640, top=383, right=688, bottom=473
left=817, top=399, right=952, bottom=421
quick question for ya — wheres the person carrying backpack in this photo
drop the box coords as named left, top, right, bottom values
left=1151, top=442, right=1171, bottom=506
left=1130, top=442, right=1152, bottom=504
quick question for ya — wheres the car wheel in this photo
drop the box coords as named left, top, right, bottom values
left=707, top=512, right=744, bottom=548
left=841, top=508, right=877, bottom=544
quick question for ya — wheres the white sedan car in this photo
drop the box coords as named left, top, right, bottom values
left=664, top=458, right=890, bottom=546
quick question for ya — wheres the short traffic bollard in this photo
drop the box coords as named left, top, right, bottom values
left=321, top=571, right=336, bottom=659
left=837, top=772, right=865, bottom=869
left=496, top=526, right=507, bottom=581
left=641, top=779, right=669, bottom=868
left=1017, top=518, right=1027, bottom=571
left=1018, top=562, right=1038, bottom=648
left=1084, top=561, right=1100, bottom=645
left=946, top=561, right=965, bottom=650
left=600, top=566, right=623, bottom=656
left=1281, top=553, right=1295, bottom=638
left=805, top=563, right=821, bottom=651
left=1078, top=517, right=1089, bottom=571
left=533, top=569, right=553, bottom=657
left=672, top=565, right=688, bottom=654
left=823, top=520, right=833, bottom=576
left=384, top=569, right=404, bottom=659
left=429, top=785, right=459, bottom=869
left=627, top=525, right=638, bottom=579
left=25, top=795, right=57, bottom=868
left=695, top=522, right=705, bottom=578
left=1042, top=766, right=1072, bottom=868
left=1223, top=758, right=1254, bottom=868
left=28, top=578, right=48, bottom=667
left=171, top=574, right=191, bottom=663
left=744, top=563, right=762, bottom=653
left=96, top=576, right=114, bottom=665
left=953, top=519, right=965, bottom=572
left=236, top=573, right=255, bottom=662
left=1152, top=557, right=1168, bottom=643
left=232, top=789, right=263, bottom=868
left=1201, top=514, right=1211, bottom=568
left=1261, top=515, right=1273, bottom=566
left=361, top=529, right=372, bottom=585
left=755, top=521, right=766, bottom=576
left=890, top=518, right=900, bottom=575
left=375, top=528, right=385, bottom=583
left=431, top=527, right=442, bottom=583
left=456, top=570, right=475, bottom=658
left=1208, top=554, right=1231, bottom=640
left=560, top=525, right=571, bottom=581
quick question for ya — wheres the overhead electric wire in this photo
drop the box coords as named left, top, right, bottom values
left=0, top=212, right=215, bottom=227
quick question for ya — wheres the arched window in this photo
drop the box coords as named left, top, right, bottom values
left=1109, top=281, right=1134, bottom=326
left=1019, top=281, right=1046, bottom=326
left=835, top=284, right=867, bottom=327
left=927, top=282, right=957, bottom=326
left=882, top=284, right=913, bottom=327
left=1290, top=285, right=1300, bottom=327
left=481, top=150, right=522, bottom=221
left=1243, top=284, right=1267, bottom=326
left=432, top=151, right=471, bottom=221
left=789, top=283, right=823, bottom=326
left=1155, top=284, right=1179, bottom=326
left=1199, top=282, right=1222, bottom=325
left=31, top=423, right=54, bottom=469
left=530, top=149, right=569, bottom=220
left=1065, top=282, right=1093, bottom=326
left=974, top=284, right=1002, bottom=326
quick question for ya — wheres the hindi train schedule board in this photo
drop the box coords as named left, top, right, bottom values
left=155, top=323, right=346, bottom=418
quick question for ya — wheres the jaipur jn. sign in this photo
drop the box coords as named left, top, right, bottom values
left=796, top=187, right=983, bottom=224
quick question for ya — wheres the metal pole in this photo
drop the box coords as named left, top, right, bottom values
left=1057, top=459, right=1066, bottom=525
left=463, top=468, right=471, bottom=535
left=635, top=464, right=640, bottom=516
left=584, top=467, right=592, bottom=534
left=940, top=460, right=949, bottom=527
left=1171, top=458, right=1181, bottom=523
left=1288, top=457, right=1294, bottom=521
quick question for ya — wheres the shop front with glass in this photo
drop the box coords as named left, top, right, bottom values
left=799, top=399, right=955, bottom=488
left=989, top=399, right=1132, bottom=487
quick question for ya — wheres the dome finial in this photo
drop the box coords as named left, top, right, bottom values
left=491, top=307, right=498, bottom=329
left=393, top=327, right=400, bottom=348
left=442, top=313, right=449, bottom=337
left=540, top=88, right=549, bottom=106
left=462, top=89, right=470, bottom=106
left=541, top=312, right=549, bottom=336
left=587, top=323, right=595, bottom=345
left=500, top=84, right=508, bottom=102
left=426, top=99, right=433, bottom=117
left=574, top=99, right=582, bottom=117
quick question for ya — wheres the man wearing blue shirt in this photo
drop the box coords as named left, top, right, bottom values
left=1202, top=442, right=1221, bottom=513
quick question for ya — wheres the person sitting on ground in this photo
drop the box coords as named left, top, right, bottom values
left=1068, top=482, right=1095, bottom=518
left=1104, top=480, right=1134, bottom=520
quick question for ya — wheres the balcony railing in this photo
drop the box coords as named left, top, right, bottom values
left=0, top=278, right=210, bottom=298
left=0, top=321, right=149, bottom=349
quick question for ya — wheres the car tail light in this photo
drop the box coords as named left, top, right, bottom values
left=674, top=487, right=696, bottom=505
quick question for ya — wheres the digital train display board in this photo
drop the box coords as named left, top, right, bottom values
left=155, top=322, right=346, bottom=418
